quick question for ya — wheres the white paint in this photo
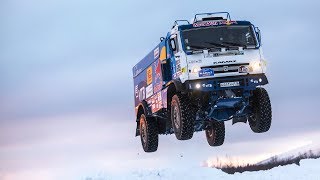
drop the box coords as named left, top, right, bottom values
left=146, top=84, right=153, bottom=99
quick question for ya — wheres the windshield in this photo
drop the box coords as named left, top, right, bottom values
left=182, top=26, right=257, bottom=51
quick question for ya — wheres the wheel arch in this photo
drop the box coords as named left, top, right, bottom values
left=135, top=100, right=151, bottom=136
left=166, top=79, right=185, bottom=104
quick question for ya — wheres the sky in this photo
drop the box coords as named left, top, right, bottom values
left=1, top=0, right=320, bottom=179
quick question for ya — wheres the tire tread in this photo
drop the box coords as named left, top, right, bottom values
left=140, top=115, right=158, bottom=152
left=249, top=88, right=272, bottom=133
left=172, top=93, right=195, bottom=140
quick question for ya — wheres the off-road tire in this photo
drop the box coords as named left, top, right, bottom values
left=249, top=87, right=272, bottom=133
left=139, top=114, right=158, bottom=152
left=205, top=121, right=225, bottom=146
left=171, top=93, right=195, bottom=140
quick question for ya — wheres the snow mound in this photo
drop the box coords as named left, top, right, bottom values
left=258, top=142, right=320, bottom=165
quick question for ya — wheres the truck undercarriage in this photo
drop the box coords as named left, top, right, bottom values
left=152, top=73, right=271, bottom=135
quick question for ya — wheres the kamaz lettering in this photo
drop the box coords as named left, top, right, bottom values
left=213, top=60, right=237, bottom=65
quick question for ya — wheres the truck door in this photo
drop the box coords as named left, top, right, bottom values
left=159, top=38, right=171, bottom=83
left=169, top=34, right=182, bottom=80
left=153, top=47, right=164, bottom=94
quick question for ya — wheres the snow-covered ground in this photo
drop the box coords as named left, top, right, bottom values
left=87, top=143, right=320, bottom=180
left=87, top=158, right=320, bottom=180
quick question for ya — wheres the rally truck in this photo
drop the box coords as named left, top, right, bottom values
left=133, top=12, right=272, bottom=152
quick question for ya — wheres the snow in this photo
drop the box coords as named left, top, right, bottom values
left=257, top=142, right=320, bottom=165
left=87, top=158, right=320, bottom=180
left=83, top=143, right=320, bottom=180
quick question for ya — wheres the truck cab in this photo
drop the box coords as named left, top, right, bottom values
left=133, top=12, right=272, bottom=153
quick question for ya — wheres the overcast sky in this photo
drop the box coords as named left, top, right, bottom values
left=1, top=0, right=320, bottom=179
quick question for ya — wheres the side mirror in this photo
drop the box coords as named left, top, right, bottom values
left=255, top=27, right=262, bottom=45
left=170, top=38, right=177, bottom=51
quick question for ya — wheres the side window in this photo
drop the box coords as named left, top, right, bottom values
left=174, top=36, right=179, bottom=53
left=170, top=35, right=180, bottom=54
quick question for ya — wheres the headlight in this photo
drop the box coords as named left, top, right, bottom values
left=249, top=62, right=261, bottom=72
left=192, top=66, right=201, bottom=73
left=249, top=60, right=267, bottom=73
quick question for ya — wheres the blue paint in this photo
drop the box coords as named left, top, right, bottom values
left=187, top=74, right=268, bottom=92
left=199, top=68, right=214, bottom=77
left=133, top=36, right=168, bottom=111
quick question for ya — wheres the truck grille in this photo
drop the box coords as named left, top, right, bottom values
left=201, top=63, right=249, bottom=74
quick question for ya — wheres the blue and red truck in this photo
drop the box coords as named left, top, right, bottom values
left=132, top=12, right=272, bottom=152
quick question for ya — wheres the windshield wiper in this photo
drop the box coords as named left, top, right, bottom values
left=204, top=42, right=228, bottom=48
left=220, top=41, right=247, bottom=48
left=187, top=45, right=210, bottom=51
left=188, top=44, right=224, bottom=53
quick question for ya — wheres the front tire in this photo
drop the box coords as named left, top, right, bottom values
left=171, top=93, right=195, bottom=140
left=249, top=87, right=272, bottom=133
left=139, top=114, right=158, bottom=152
left=205, top=121, right=225, bottom=146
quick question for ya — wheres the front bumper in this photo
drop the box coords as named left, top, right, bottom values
left=185, top=74, right=268, bottom=92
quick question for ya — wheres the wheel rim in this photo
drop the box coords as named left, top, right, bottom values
left=140, top=116, right=147, bottom=145
left=172, top=102, right=180, bottom=129
left=207, top=124, right=216, bottom=139
left=208, top=128, right=214, bottom=138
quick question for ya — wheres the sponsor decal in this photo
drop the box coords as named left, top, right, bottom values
left=171, top=58, right=180, bottom=79
left=133, top=65, right=142, bottom=77
left=239, top=66, right=249, bottom=73
left=134, top=81, right=147, bottom=107
left=199, top=68, right=214, bottom=77
left=154, top=60, right=162, bottom=81
left=146, top=84, right=153, bottom=99
left=162, top=88, right=168, bottom=109
left=176, top=59, right=181, bottom=72
left=138, top=87, right=145, bottom=101
left=193, top=20, right=237, bottom=28
left=147, top=66, right=153, bottom=85
left=159, top=46, right=167, bottom=61
left=154, top=47, right=160, bottom=59
left=153, top=60, right=163, bottom=93
left=172, top=58, right=182, bottom=79
left=154, top=83, right=162, bottom=94
left=150, top=92, right=163, bottom=113
left=134, top=85, right=139, bottom=98
left=188, top=59, right=202, bottom=64
left=182, top=67, right=187, bottom=73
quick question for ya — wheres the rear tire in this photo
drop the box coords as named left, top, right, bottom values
left=171, top=93, right=195, bottom=140
left=139, top=114, right=158, bottom=152
left=249, top=87, right=272, bottom=133
left=205, top=121, right=225, bottom=146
